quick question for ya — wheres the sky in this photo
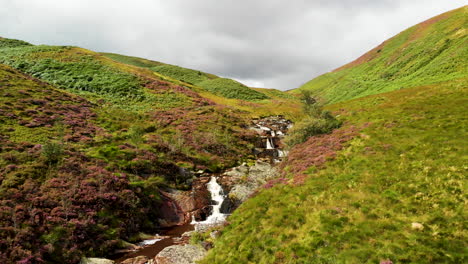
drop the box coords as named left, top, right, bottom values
left=0, top=0, right=465, bottom=90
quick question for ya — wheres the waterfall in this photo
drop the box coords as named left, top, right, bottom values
left=266, top=138, right=274, bottom=149
left=192, top=177, right=227, bottom=227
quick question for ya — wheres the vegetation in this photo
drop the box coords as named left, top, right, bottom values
left=295, top=6, right=467, bottom=103
left=151, top=64, right=217, bottom=85
left=101, top=52, right=165, bottom=68
left=0, top=52, right=259, bottom=262
left=198, top=78, right=269, bottom=101
left=201, top=7, right=467, bottom=264
left=285, top=91, right=341, bottom=146
left=1, top=6, right=465, bottom=264
left=0, top=37, right=32, bottom=49
left=202, top=80, right=467, bottom=264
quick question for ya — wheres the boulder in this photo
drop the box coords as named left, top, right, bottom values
left=80, top=258, right=114, bottom=264
left=154, top=244, right=206, bottom=264
left=121, top=256, right=149, bottom=264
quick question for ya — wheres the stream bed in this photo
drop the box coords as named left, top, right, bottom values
left=108, top=116, right=292, bottom=263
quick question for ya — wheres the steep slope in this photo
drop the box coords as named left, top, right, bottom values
left=201, top=7, right=467, bottom=264
left=294, top=6, right=467, bottom=103
left=202, top=79, right=467, bottom=264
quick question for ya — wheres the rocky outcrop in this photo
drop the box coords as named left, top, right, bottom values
left=158, top=177, right=212, bottom=227
left=218, top=161, right=279, bottom=212
left=154, top=244, right=206, bottom=264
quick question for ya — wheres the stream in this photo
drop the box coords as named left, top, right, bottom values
left=110, top=116, right=292, bottom=263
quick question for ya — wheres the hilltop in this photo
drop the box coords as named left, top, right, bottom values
left=293, top=6, right=467, bottom=104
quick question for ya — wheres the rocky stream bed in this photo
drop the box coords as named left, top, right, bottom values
left=81, top=116, right=292, bottom=264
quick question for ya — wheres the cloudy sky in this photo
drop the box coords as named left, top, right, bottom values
left=1, top=0, right=465, bottom=90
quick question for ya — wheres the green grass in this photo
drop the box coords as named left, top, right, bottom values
left=198, top=78, right=269, bottom=101
left=201, top=79, right=467, bottom=264
left=101, top=52, right=165, bottom=68
left=294, top=6, right=468, bottom=104
left=151, top=64, right=218, bottom=85
left=0, top=45, right=143, bottom=98
left=0, top=37, right=32, bottom=49
left=0, top=45, right=197, bottom=111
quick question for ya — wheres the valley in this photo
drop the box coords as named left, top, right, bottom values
left=0, top=5, right=466, bottom=264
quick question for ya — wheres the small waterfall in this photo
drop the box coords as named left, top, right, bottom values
left=266, top=138, right=274, bottom=149
left=192, top=177, right=227, bottom=228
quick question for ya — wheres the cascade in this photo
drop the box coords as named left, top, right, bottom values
left=266, top=138, right=274, bottom=149
left=192, top=177, right=227, bottom=228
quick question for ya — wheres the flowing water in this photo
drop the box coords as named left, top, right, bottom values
left=266, top=138, right=274, bottom=149
left=112, top=116, right=292, bottom=262
left=192, top=176, right=227, bottom=230
left=113, top=177, right=227, bottom=262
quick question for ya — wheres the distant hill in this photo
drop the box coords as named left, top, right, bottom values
left=101, top=52, right=270, bottom=101
left=294, top=6, right=467, bottom=103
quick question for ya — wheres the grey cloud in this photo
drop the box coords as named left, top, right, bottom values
left=0, top=0, right=465, bottom=89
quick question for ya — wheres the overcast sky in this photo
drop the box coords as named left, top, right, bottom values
left=0, top=1, right=465, bottom=90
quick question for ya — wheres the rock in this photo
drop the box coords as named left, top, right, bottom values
left=121, top=256, right=149, bottom=264
left=411, top=222, right=424, bottom=230
left=80, top=258, right=115, bottom=264
left=154, top=244, right=206, bottom=264
left=201, top=241, right=213, bottom=250
left=223, top=163, right=249, bottom=178
left=210, top=230, right=220, bottom=239
left=218, top=161, right=280, bottom=213
left=219, top=194, right=235, bottom=213
left=158, top=178, right=212, bottom=227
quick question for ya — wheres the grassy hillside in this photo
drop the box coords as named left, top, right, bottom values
left=151, top=64, right=218, bottom=85
left=101, top=52, right=272, bottom=102
left=0, top=36, right=283, bottom=262
left=197, top=78, right=269, bottom=101
left=294, top=6, right=467, bottom=104
left=0, top=37, right=32, bottom=49
left=202, top=79, right=467, bottom=264
left=101, top=52, right=165, bottom=68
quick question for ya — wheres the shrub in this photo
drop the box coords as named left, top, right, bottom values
left=41, top=141, right=64, bottom=164
left=285, top=114, right=342, bottom=146
left=286, top=92, right=342, bottom=146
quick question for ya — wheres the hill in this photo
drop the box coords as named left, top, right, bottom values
left=201, top=7, right=467, bottom=264
left=202, top=78, right=467, bottom=264
left=101, top=52, right=270, bottom=102
left=294, top=6, right=467, bottom=104
left=0, top=37, right=299, bottom=262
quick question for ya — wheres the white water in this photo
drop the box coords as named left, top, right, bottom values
left=137, top=237, right=163, bottom=246
left=266, top=138, right=274, bottom=149
left=192, top=177, right=227, bottom=227
left=277, top=149, right=286, bottom=158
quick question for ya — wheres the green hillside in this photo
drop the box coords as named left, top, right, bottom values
left=101, top=52, right=270, bottom=101
left=201, top=7, right=468, bottom=264
left=0, top=37, right=32, bottom=49
left=197, top=78, right=269, bottom=101
left=202, top=79, right=467, bottom=264
left=295, top=6, right=467, bottom=104
left=101, top=52, right=165, bottom=68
